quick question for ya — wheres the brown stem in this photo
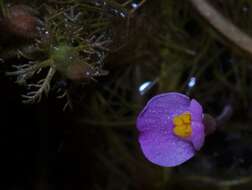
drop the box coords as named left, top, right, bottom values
left=189, top=0, right=252, bottom=55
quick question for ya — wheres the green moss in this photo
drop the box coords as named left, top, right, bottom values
left=51, top=44, right=76, bottom=65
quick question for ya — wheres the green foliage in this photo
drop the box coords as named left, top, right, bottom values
left=2, top=0, right=129, bottom=104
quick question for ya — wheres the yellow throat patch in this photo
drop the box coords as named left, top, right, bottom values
left=173, top=112, right=192, bottom=138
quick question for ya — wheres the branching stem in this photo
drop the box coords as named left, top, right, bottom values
left=190, top=0, right=252, bottom=56
left=22, top=67, right=56, bottom=103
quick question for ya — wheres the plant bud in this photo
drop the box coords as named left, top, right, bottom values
left=1, top=4, right=43, bottom=39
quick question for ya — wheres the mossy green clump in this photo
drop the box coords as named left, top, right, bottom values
left=51, top=44, right=74, bottom=64
left=1, top=0, right=129, bottom=104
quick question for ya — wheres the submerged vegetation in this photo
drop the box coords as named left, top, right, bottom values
left=0, top=0, right=132, bottom=106
left=2, top=0, right=252, bottom=189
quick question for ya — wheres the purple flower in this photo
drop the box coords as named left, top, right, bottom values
left=136, top=92, right=205, bottom=167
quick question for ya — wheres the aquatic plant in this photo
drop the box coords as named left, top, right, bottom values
left=1, top=0, right=136, bottom=106
left=3, top=0, right=252, bottom=189
left=136, top=92, right=205, bottom=167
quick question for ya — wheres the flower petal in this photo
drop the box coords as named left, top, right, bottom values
left=189, top=99, right=203, bottom=122
left=190, top=122, right=205, bottom=150
left=136, top=93, right=206, bottom=167
left=137, top=93, right=190, bottom=133
left=139, top=129, right=195, bottom=167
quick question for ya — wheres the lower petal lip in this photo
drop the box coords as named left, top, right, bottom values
left=138, top=130, right=196, bottom=167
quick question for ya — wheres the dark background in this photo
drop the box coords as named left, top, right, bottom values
left=2, top=0, right=252, bottom=189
